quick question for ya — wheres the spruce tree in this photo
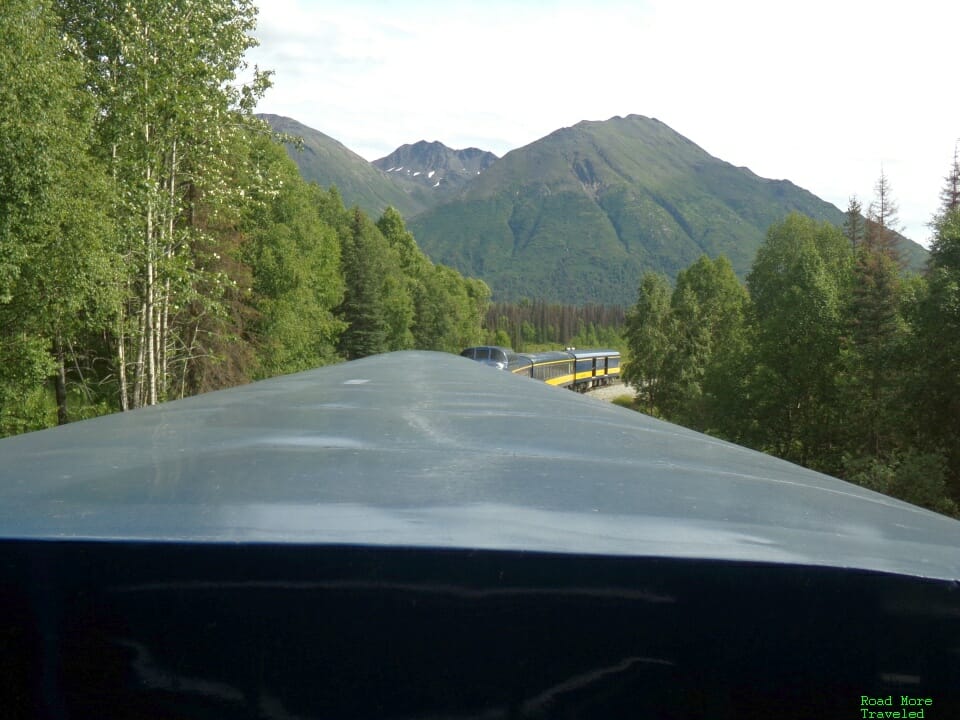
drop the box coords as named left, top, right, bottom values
left=843, top=196, right=866, bottom=250
left=337, top=209, right=389, bottom=359
left=938, top=145, right=960, bottom=216
left=865, top=169, right=903, bottom=263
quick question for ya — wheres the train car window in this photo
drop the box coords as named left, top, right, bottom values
left=608, top=357, right=620, bottom=369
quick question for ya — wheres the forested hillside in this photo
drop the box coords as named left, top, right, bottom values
left=621, top=166, right=960, bottom=517
left=258, top=113, right=430, bottom=219
left=0, top=1, right=487, bottom=436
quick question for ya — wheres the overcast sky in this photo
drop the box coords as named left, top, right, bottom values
left=246, top=0, right=958, bottom=248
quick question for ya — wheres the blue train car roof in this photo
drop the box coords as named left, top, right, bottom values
left=570, top=348, right=620, bottom=359
left=1, top=350, right=958, bottom=580
left=516, top=350, right=574, bottom=363
left=460, top=345, right=513, bottom=356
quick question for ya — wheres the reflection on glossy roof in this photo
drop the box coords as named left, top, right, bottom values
left=1, top=351, right=958, bottom=579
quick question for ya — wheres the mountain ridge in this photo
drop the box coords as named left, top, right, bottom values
left=257, top=113, right=429, bottom=218
left=260, top=113, right=928, bottom=304
left=408, top=113, right=874, bottom=303
left=372, top=140, right=498, bottom=203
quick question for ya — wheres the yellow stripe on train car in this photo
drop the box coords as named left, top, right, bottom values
left=574, top=370, right=619, bottom=380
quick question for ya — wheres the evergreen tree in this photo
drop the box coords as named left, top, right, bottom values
left=841, top=245, right=904, bottom=456
left=928, top=146, right=960, bottom=259
left=938, top=145, right=960, bottom=216
left=843, top=196, right=866, bottom=250
left=910, top=205, right=960, bottom=501
left=864, top=169, right=903, bottom=263
left=337, top=209, right=391, bottom=359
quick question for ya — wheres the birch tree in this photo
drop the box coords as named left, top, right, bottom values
left=0, top=0, right=117, bottom=432
left=55, top=0, right=270, bottom=408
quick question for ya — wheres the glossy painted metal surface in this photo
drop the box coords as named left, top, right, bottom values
left=2, top=351, right=959, bottom=718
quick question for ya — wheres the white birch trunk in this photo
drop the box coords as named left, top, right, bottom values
left=117, top=304, right=129, bottom=411
left=133, top=300, right=147, bottom=409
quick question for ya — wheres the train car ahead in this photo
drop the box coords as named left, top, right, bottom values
left=460, top=345, right=514, bottom=370
left=515, top=350, right=577, bottom=387
left=571, top=348, right=621, bottom=390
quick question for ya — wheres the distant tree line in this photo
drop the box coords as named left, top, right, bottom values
left=0, top=0, right=486, bottom=436
left=484, top=301, right=625, bottom=350
left=623, top=164, right=960, bottom=517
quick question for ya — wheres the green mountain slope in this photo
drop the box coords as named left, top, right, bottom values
left=409, top=115, right=927, bottom=304
left=258, top=114, right=427, bottom=218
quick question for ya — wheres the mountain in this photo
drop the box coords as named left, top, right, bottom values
left=261, top=113, right=928, bottom=305
left=372, top=141, right=498, bottom=204
left=408, top=114, right=928, bottom=304
left=258, top=114, right=428, bottom=218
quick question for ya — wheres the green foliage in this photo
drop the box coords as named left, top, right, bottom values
left=375, top=206, right=490, bottom=354
left=930, top=205, right=960, bottom=271
left=485, top=301, right=625, bottom=351
left=906, top=207, right=960, bottom=495
left=888, top=453, right=958, bottom=517
left=611, top=394, right=638, bottom=410
left=865, top=170, right=903, bottom=262
left=622, top=257, right=747, bottom=425
left=622, top=272, right=672, bottom=415
left=616, top=200, right=960, bottom=515
left=0, top=335, right=57, bottom=435
left=260, top=114, right=427, bottom=219
left=843, top=196, right=866, bottom=249
left=53, top=0, right=272, bottom=408
left=336, top=202, right=488, bottom=360
left=839, top=245, right=906, bottom=456
left=337, top=209, right=393, bottom=359
left=741, top=215, right=851, bottom=469
left=243, top=141, right=345, bottom=376
left=0, top=0, right=119, bottom=429
left=844, top=452, right=958, bottom=518
left=667, top=256, right=748, bottom=425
